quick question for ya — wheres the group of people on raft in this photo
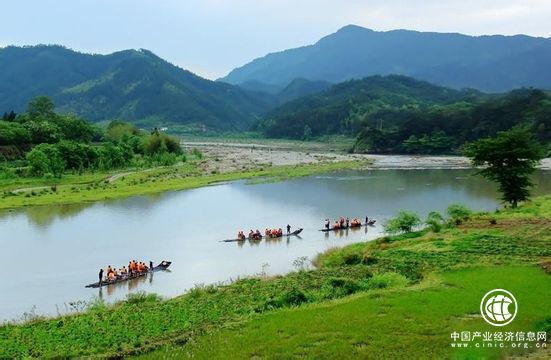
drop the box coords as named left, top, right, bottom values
left=237, top=225, right=292, bottom=240
left=325, top=216, right=371, bottom=230
left=99, top=260, right=152, bottom=283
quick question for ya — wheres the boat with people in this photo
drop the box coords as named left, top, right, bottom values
left=85, top=260, right=171, bottom=288
left=320, top=216, right=376, bottom=232
left=223, top=227, right=303, bottom=242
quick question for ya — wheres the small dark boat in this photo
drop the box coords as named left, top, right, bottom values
left=319, top=220, right=376, bottom=232
left=85, top=261, right=171, bottom=288
left=223, top=228, right=303, bottom=242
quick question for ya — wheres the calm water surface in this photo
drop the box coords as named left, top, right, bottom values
left=0, top=169, right=549, bottom=321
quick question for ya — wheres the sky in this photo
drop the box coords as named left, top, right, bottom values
left=1, top=0, right=550, bottom=79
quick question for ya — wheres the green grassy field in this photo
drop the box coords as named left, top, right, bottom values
left=143, top=266, right=550, bottom=359
left=0, top=160, right=364, bottom=210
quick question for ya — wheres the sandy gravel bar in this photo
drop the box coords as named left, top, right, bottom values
left=184, top=141, right=551, bottom=172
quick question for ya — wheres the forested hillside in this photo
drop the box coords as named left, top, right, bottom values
left=255, top=75, right=481, bottom=138
left=255, top=75, right=550, bottom=154
left=352, top=88, right=550, bottom=154
left=0, top=45, right=274, bottom=130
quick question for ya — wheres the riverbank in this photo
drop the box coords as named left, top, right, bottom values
left=0, top=159, right=366, bottom=210
left=3, top=138, right=550, bottom=210
left=0, top=137, right=501, bottom=211
left=1, top=196, right=549, bottom=358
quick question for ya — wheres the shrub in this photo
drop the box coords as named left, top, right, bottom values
left=191, top=148, right=203, bottom=159
left=56, top=141, right=99, bottom=171
left=26, top=144, right=65, bottom=177
left=141, top=133, right=182, bottom=155
left=447, top=203, right=472, bottom=225
left=87, top=298, right=108, bottom=313
left=326, top=277, right=361, bottom=297
left=0, top=167, right=17, bottom=180
left=426, top=211, right=445, bottom=232
left=280, top=288, right=307, bottom=306
left=367, top=272, right=409, bottom=290
left=384, top=210, right=421, bottom=234
left=126, top=292, right=162, bottom=304
left=105, top=120, right=140, bottom=142
left=314, top=244, right=365, bottom=267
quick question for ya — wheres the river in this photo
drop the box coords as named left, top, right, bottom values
left=0, top=169, right=549, bottom=321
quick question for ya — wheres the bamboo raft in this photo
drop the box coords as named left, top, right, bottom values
left=85, top=261, right=171, bottom=288
left=222, top=228, right=303, bottom=242
left=319, top=220, right=376, bottom=232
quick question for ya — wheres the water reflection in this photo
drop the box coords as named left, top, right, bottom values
left=1, top=170, right=549, bottom=229
left=0, top=192, right=173, bottom=230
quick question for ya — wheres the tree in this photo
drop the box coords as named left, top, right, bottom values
left=464, top=126, right=545, bottom=208
left=105, top=120, right=140, bottom=142
left=0, top=121, right=31, bottom=145
left=26, top=144, right=66, bottom=177
left=302, top=124, right=312, bottom=140
left=27, top=96, right=56, bottom=118
left=2, top=110, right=16, bottom=121
left=57, top=114, right=97, bottom=143
left=383, top=210, right=421, bottom=234
left=26, top=147, right=50, bottom=176
left=24, top=119, right=62, bottom=144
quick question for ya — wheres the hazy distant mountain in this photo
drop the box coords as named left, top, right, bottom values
left=277, top=78, right=332, bottom=103
left=221, top=25, right=551, bottom=92
left=237, top=80, right=283, bottom=94
left=234, top=77, right=332, bottom=104
left=0, top=45, right=274, bottom=130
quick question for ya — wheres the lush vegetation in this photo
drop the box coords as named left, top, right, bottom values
left=0, top=97, right=98, bottom=147
left=353, top=88, right=550, bottom=154
left=0, top=97, right=185, bottom=179
left=222, top=24, right=551, bottom=92
left=1, top=196, right=549, bottom=358
left=0, top=45, right=274, bottom=131
left=465, top=126, right=546, bottom=208
left=256, top=76, right=550, bottom=155
left=255, top=75, right=479, bottom=140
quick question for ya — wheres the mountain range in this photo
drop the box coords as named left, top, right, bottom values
left=2, top=25, right=551, bottom=131
left=0, top=45, right=273, bottom=130
left=221, top=25, right=551, bottom=92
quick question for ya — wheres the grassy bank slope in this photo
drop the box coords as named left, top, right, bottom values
left=144, top=266, right=551, bottom=359
left=0, top=196, right=549, bottom=358
left=0, top=160, right=363, bottom=210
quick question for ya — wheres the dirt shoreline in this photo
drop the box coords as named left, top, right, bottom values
left=184, top=141, right=551, bottom=171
